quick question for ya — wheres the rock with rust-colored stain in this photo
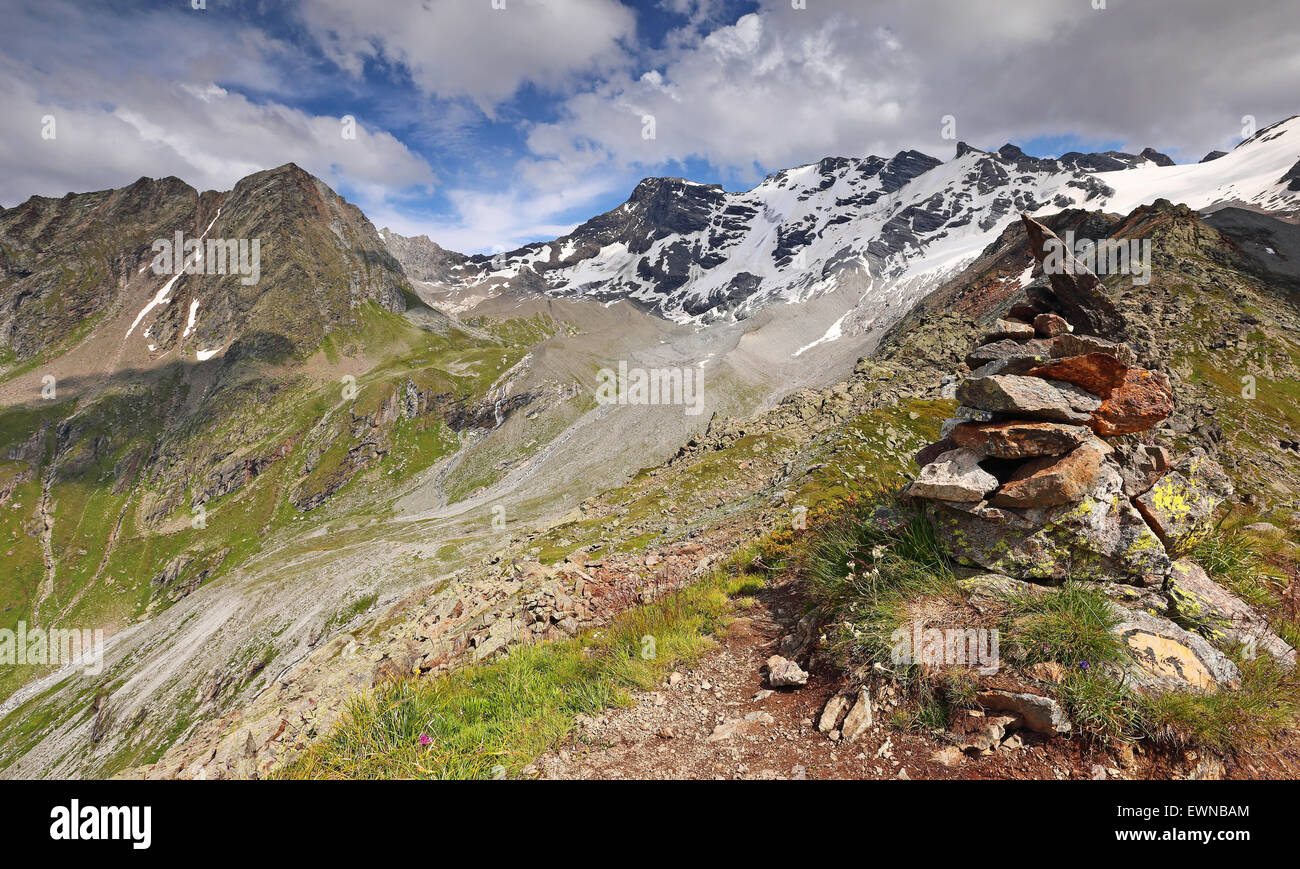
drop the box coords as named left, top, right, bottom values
left=990, top=441, right=1109, bottom=508
left=1091, top=368, right=1174, bottom=435
left=950, top=420, right=1090, bottom=459
left=1028, top=352, right=1128, bottom=399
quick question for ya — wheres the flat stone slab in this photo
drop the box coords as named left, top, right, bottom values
left=950, top=420, right=1091, bottom=459
left=975, top=690, right=1071, bottom=735
left=1049, top=332, right=1137, bottom=365
left=907, top=448, right=999, bottom=502
left=1115, top=608, right=1241, bottom=692
left=956, top=374, right=1097, bottom=423
left=966, top=338, right=1051, bottom=372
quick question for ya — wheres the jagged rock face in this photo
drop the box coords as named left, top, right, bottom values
left=396, top=144, right=1136, bottom=323
left=0, top=176, right=198, bottom=359
left=376, top=229, right=469, bottom=283
left=1283, top=158, right=1300, bottom=192
left=0, top=163, right=410, bottom=365
left=175, top=164, right=409, bottom=361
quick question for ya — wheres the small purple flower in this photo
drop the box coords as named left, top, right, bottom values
left=419, top=734, right=432, bottom=746
left=1079, top=661, right=1090, bottom=670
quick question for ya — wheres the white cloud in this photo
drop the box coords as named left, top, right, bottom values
left=415, top=0, right=1297, bottom=252
left=296, top=0, right=637, bottom=111
left=0, top=0, right=434, bottom=212
left=526, top=0, right=1300, bottom=179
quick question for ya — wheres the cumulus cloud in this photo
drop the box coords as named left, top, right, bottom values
left=295, top=0, right=637, bottom=111
left=0, top=0, right=434, bottom=211
left=3, top=0, right=1297, bottom=254
left=528, top=0, right=1300, bottom=182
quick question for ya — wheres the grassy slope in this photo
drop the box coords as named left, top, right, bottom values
left=0, top=303, right=557, bottom=707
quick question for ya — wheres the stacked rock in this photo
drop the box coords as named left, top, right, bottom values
left=901, top=214, right=1296, bottom=693
left=906, top=214, right=1229, bottom=589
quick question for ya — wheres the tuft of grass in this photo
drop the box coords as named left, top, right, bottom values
left=1007, top=583, right=1127, bottom=671
left=1141, top=656, right=1300, bottom=753
left=1056, top=672, right=1142, bottom=742
left=1191, top=520, right=1277, bottom=611
left=1191, top=515, right=1300, bottom=653
left=276, top=567, right=740, bottom=779
left=798, top=489, right=957, bottom=671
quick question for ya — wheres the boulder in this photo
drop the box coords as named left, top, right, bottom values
left=1092, top=368, right=1174, bottom=435
left=1115, top=608, right=1241, bottom=692
left=1033, top=312, right=1072, bottom=337
left=1241, top=522, right=1285, bottom=541
left=766, top=655, right=809, bottom=688
left=1133, top=449, right=1233, bottom=553
left=982, top=318, right=1036, bottom=343
left=840, top=688, right=874, bottom=742
left=1114, top=443, right=1172, bottom=496
left=1027, top=353, right=1128, bottom=399
left=906, top=448, right=999, bottom=502
left=1166, top=559, right=1296, bottom=667
left=1050, top=332, right=1137, bottom=366
left=950, top=420, right=1090, bottom=459
left=928, top=462, right=1170, bottom=583
left=990, top=441, right=1109, bottom=508
left=956, top=375, right=1097, bottom=423
left=975, top=690, right=1071, bottom=735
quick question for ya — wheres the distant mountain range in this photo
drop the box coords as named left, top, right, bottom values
left=383, top=115, right=1300, bottom=326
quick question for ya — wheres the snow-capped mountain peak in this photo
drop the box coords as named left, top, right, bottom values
left=398, top=115, right=1300, bottom=330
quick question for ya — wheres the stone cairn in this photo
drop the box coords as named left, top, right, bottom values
left=903, top=213, right=1295, bottom=693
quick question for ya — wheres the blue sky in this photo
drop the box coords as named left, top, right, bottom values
left=3, top=0, right=1296, bottom=253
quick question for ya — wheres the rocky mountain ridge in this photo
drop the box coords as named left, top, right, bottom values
left=389, top=116, right=1300, bottom=330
